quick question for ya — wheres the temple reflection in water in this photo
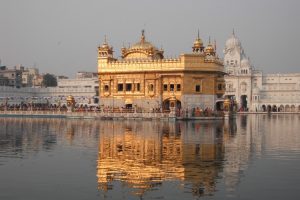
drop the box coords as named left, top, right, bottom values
left=97, top=120, right=227, bottom=197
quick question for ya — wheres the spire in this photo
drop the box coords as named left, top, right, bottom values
left=104, top=35, right=107, bottom=45
left=214, top=39, right=217, bottom=51
left=100, top=34, right=109, bottom=49
left=141, top=29, right=145, bottom=43
left=192, top=30, right=204, bottom=53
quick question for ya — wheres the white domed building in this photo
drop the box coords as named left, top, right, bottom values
left=224, top=31, right=300, bottom=112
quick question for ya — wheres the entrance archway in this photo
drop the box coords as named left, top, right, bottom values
left=262, top=105, right=266, bottom=112
left=163, top=98, right=181, bottom=112
left=215, top=101, right=223, bottom=111
left=279, top=105, right=284, bottom=112
left=267, top=105, right=272, bottom=112
left=125, top=99, right=133, bottom=109
left=240, top=95, right=248, bottom=111
left=291, top=105, right=296, bottom=112
left=285, top=105, right=290, bottom=112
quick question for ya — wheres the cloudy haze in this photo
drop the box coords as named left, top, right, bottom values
left=0, top=0, right=299, bottom=77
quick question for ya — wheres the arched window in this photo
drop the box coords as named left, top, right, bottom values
left=104, top=85, right=109, bottom=92
left=149, top=84, right=154, bottom=92
left=170, top=84, right=174, bottom=91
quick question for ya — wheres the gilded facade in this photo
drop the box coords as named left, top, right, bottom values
left=98, top=31, right=225, bottom=111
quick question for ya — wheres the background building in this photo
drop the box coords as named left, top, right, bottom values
left=0, top=71, right=99, bottom=107
left=223, top=32, right=300, bottom=112
left=0, top=65, right=23, bottom=88
left=21, top=67, right=39, bottom=87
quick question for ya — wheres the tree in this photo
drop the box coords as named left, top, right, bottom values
left=42, top=73, right=57, bottom=87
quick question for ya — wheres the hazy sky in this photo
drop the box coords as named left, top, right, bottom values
left=0, top=0, right=299, bottom=77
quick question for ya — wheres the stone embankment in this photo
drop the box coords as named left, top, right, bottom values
left=0, top=110, right=224, bottom=120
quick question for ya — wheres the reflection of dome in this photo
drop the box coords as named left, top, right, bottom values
left=241, top=58, right=250, bottom=68
left=225, top=32, right=241, bottom=50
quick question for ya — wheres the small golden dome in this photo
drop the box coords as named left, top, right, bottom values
left=66, top=95, right=74, bottom=101
left=193, top=38, right=203, bottom=48
left=100, top=35, right=110, bottom=49
left=205, top=44, right=214, bottom=53
left=101, top=43, right=109, bottom=48
left=192, top=30, right=204, bottom=53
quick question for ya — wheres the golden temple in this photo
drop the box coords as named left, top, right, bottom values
left=97, top=30, right=225, bottom=112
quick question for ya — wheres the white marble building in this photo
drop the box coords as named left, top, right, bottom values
left=224, top=31, right=300, bottom=112
left=0, top=75, right=99, bottom=106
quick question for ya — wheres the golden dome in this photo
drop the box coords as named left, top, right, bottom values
left=102, top=35, right=109, bottom=48
left=192, top=30, right=204, bottom=53
left=66, top=95, right=75, bottom=101
left=122, top=30, right=164, bottom=60
left=205, top=37, right=215, bottom=54
left=130, top=30, right=158, bottom=51
left=205, top=44, right=214, bottom=53
left=101, top=43, right=109, bottom=49
left=193, top=38, right=203, bottom=48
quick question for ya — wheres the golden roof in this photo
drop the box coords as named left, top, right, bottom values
left=130, top=30, right=158, bottom=51
left=122, top=30, right=164, bottom=59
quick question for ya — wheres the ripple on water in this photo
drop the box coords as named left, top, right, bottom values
left=265, top=149, right=300, bottom=161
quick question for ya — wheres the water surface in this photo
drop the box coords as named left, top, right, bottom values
left=0, top=115, right=300, bottom=200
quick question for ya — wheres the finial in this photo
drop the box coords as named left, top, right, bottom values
left=197, top=29, right=200, bottom=39
left=141, top=29, right=145, bottom=42
left=208, top=36, right=211, bottom=44
left=104, top=35, right=107, bottom=44
left=214, top=39, right=217, bottom=51
left=232, top=28, right=235, bottom=36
